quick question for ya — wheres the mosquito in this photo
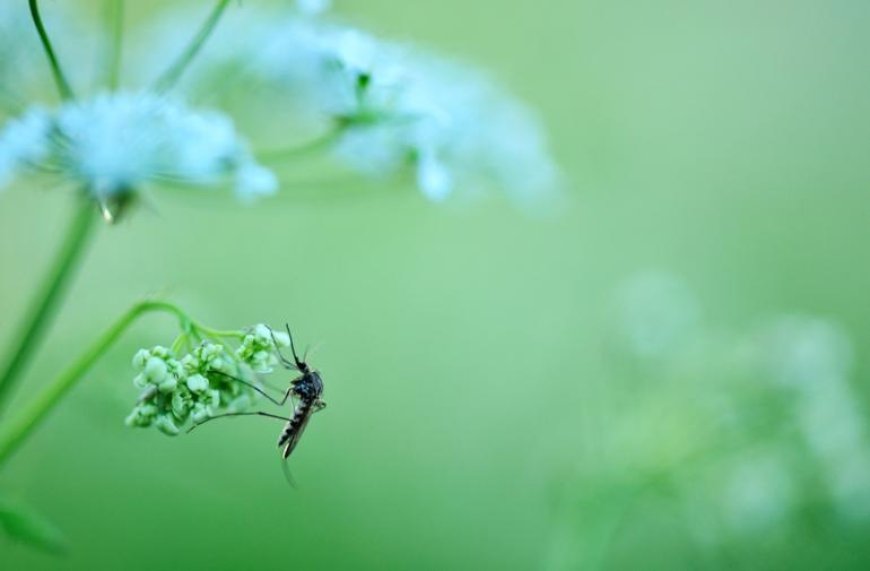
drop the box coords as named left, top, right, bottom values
left=188, top=325, right=326, bottom=460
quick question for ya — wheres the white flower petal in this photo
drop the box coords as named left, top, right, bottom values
left=416, top=152, right=453, bottom=201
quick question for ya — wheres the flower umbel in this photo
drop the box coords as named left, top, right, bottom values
left=138, top=5, right=560, bottom=204
left=0, top=92, right=277, bottom=220
left=256, top=13, right=561, bottom=202
left=126, top=323, right=290, bottom=435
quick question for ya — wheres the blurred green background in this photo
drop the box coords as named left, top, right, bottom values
left=2, top=0, right=870, bottom=569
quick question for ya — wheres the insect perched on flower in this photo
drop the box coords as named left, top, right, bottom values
left=188, top=325, right=326, bottom=460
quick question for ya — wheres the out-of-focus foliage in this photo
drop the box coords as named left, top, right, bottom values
left=0, top=496, right=68, bottom=554
left=1, top=0, right=869, bottom=569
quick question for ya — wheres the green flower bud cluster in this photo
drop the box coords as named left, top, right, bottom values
left=126, top=324, right=287, bottom=435
left=236, top=324, right=291, bottom=373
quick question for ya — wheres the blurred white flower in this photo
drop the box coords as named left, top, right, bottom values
left=614, top=271, right=701, bottom=358
left=758, top=315, right=852, bottom=389
left=324, top=35, right=560, bottom=203
left=297, top=0, right=332, bottom=17
left=0, top=108, right=52, bottom=187
left=0, top=92, right=276, bottom=201
left=135, top=7, right=561, bottom=204
left=754, top=315, right=870, bottom=521
left=720, top=452, right=795, bottom=534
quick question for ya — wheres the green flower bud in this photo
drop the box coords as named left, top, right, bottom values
left=124, top=409, right=144, bottom=427
left=144, top=357, right=168, bottom=383
left=206, top=389, right=221, bottom=408
left=200, top=343, right=223, bottom=362
left=191, top=403, right=210, bottom=424
left=171, top=392, right=191, bottom=419
left=132, top=373, right=148, bottom=389
left=247, top=350, right=272, bottom=373
left=158, top=375, right=178, bottom=393
left=210, top=357, right=228, bottom=372
left=155, top=414, right=180, bottom=436
left=151, top=346, right=170, bottom=359
left=271, top=331, right=290, bottom=348
left=132, top=349, right=150, bottom=369
left=180, top=354, right=199, bottom=374
left=136, top=402, right=156, bottom=415
left=186, top=374, right=209, bottom=393
left=125, top=403, right=158, bottom=427
left=166, top=358, right=184, bottom=377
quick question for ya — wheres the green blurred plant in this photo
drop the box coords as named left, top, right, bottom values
left=0, top=0, right=255, bottom=552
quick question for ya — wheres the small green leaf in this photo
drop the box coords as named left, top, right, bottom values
left=0, top=497, right=68, bottom=554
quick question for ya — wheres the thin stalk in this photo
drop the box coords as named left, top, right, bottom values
left=28, top=0, right=75, bottom=100
left=152, top=0, right=232, bottom=93
left=0, top=198, right=97, bottom=415
left=105, top=0, right=125, bottom=90
left=0, top=300, right=194, bottom=466
left=258, top=127, right=344, bottom=164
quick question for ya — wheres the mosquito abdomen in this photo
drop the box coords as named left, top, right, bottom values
left=278, top=398, right=315, bottom=457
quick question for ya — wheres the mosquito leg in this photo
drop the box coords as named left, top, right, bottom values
left=187, top=411, right=291, bottom=433
left=268, top=326, right=298, bottom=371
left=208, top=370, right=293, bottom=406
left=258, top=377, right=286, bottom=395
left=281, top=457, right=298, bottom=489
left=313, top=400, right=327, bottom=413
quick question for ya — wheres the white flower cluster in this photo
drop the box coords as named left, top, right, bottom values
left=141, top=6, right=560, bottom=203
left=758, top=316, right=870, bottom=521
left=260, top=16, right=560, bottom=202
left=0, top=92, right=277, bottom=201
left=605, top=273, right=870, bottom=539
left=126, top=324, right=290, bottom=435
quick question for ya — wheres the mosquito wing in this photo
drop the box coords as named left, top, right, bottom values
left=278, top=408, right=314, bottom=459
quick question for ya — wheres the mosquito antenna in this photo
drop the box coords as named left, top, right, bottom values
left=305, top=342, right=323, bottom=361
left=285, top=323, right=303, bottom=366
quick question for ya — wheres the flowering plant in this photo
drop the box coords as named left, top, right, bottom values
left=0, top=0, right=558, bottom=552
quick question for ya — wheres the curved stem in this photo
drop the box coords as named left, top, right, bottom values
left=0, top=198, right=97, bottom=416
left=0, top=300, right=194, bottom=467
left=197, top=325, right=246, bottom=340
left=152, top=0, right=232, bottom=93
left=29, top=0, right=75, bottom=100
left=258, top=128, right=344, bottom=164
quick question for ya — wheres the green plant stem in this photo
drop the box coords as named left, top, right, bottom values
left=0, top=300, right=200, bottom=467
left=152, top=0, right=231, bottom=93
left=0, top=199, right=97, bottom=416
left=105, top=0, right=125, bottom=90
left=258, top=128, right=345, bottom=164
left=29, top=0, right=75, bottom=100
